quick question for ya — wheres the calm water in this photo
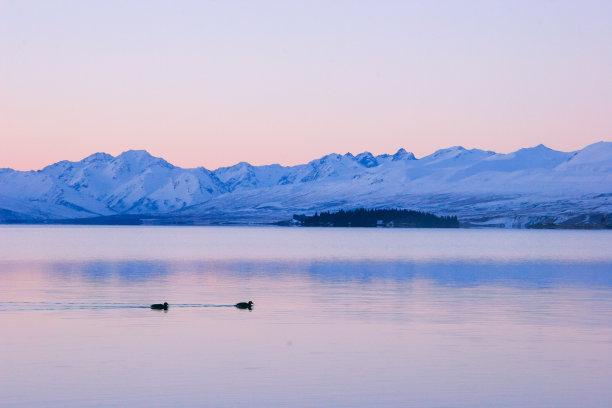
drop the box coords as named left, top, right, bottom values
left=1, top=226, right=611, bottom=408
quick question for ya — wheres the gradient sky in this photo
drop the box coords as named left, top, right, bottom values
left=1, top=0, right=611, bottom=171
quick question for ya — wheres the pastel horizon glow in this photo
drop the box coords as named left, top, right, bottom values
left=1, top=1, right=611, bottom=171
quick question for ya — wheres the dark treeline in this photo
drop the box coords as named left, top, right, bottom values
left=293, top=208, right=459, bottom=228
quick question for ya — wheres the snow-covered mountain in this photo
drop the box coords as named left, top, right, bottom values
left=1, top=142, right=611, bottom=228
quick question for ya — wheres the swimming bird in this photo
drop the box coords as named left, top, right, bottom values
left=150, top=302, right=168, bottom=310
left=235, top=301, right=254, bottom=309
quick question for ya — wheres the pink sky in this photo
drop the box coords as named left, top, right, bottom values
left=1, top=1, right=611, bottom=171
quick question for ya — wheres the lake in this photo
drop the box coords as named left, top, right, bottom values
left=1, top=226, right=611, bottom=407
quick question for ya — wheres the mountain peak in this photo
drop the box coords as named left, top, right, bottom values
left=317, top=153, right=343, bottom=162
left=115, top=150, right=174, bottom=168
left=392, top=148, right=416, bottom=161
left=429, top=146, right=466, bottom=158
left=117, top=149, right=154, bottom=159
left=585, top=141, right=612, bottom=148
left=559, top=141, right=612, bottom=167
left=526, top=144, right=552, bottom=151
left=83, top=152, right=114, bottom=163
left=504, top=144, right=564, bottom=158
left=355, top=152, right=379, bottom=168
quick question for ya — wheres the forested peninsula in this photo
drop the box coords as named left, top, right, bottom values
left=291, top=208, right=459, bottom=228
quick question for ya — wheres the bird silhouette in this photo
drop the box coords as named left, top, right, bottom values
left=235, top=301, right=254, bottom=310
left=150, top=302, right=168, bottom=310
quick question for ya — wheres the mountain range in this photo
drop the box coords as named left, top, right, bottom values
left=1, top=142, right=611, bottom=228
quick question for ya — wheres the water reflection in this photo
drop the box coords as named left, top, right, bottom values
left=307, top=260, right=612, bottom=288
left=3, top=258, right=611, bottom=287
left=47, top=260, right=172, bottom=283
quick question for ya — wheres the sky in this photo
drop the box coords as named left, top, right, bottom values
left=1, top=0, right=611, bottom=171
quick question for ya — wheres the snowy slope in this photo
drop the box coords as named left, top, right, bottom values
left=0, top=150, right=226, bottom=220
left=1, top=143, right=611, bottom=227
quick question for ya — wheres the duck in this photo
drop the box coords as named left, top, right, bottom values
left=235, top=301, right=254, bottom=309
left=150, top=302, right=168, bottom=310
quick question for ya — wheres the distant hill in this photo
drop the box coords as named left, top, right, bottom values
left=292, top=209, right=459, bottom=228
left=1, top=142, right=611, bottom=228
